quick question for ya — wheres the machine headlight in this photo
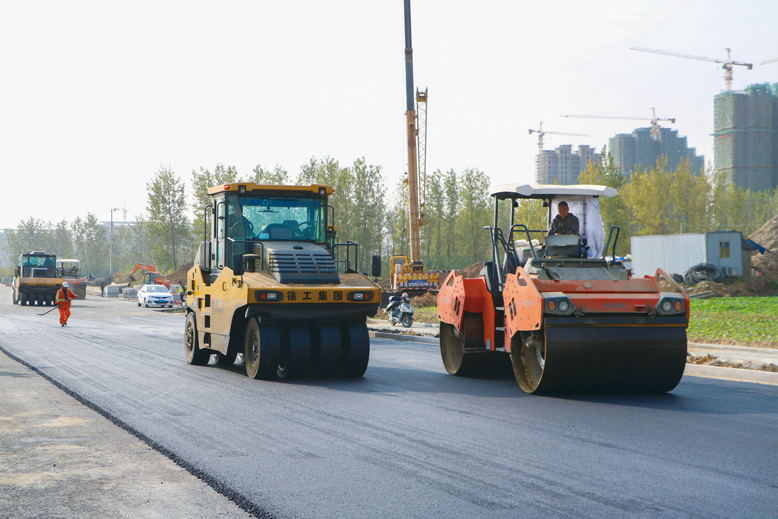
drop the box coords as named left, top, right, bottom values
left=656, top=295, right=685, bottom=315
left=255, top=291, right=282, bottom=301
left=348, top=291, right=374, bottom=302
left=543, top=294, right=575, bottom=316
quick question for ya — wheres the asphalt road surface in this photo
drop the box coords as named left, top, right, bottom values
left=1, top=286, right=776, bottom=518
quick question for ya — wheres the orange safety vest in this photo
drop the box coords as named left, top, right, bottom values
left=56, top=288, right=75, bottom=304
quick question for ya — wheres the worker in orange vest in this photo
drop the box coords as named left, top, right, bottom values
left=55, top=282, right=78, bottom=327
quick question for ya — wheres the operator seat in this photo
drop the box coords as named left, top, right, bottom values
left=262, top=223, right=295, bottom=240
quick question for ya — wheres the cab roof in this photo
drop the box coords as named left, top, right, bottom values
left=207, top=183, right=334, bottom=196
left=490, top=183, right=617, bottom=200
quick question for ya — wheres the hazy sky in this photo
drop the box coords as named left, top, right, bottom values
left=1, top=0, right=776, bottom=228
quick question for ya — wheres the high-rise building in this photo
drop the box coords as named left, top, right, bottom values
left=609, top=127, right=704, bottom=177
left=535, top=144, right=602, bottom=184
left=714, top=83, right=778, bottom=191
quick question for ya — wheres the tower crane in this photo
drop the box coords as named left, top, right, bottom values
left=561, top=107, right=675, bottom=140
left=630, top=46, right=753, bottom=91
left=528, top=121, right=588, bottom=151
left=762, top=57, right=778, bottom=65
left=389, top=0, right=440, bottom=293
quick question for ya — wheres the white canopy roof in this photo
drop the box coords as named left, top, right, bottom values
left=491, top=183, right=617, bottom=199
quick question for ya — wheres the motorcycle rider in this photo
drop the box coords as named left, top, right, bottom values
left=386, top=292, right=414, bottom=327
left=386, top=292, right=410, bottom=313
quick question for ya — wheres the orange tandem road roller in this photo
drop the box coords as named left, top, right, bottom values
left=437, top=184, right=689, bottom=394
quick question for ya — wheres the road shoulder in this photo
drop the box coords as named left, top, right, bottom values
left=0, top=350, right=252, bottom=519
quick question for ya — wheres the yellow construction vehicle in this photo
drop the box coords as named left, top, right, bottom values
left=12, top=252, right=63, bottom=306
left=184, top=183, right=381, bottom=379
left=390, top=255, right=440, bottom=291
left=390, top=0, right=439, bottom=294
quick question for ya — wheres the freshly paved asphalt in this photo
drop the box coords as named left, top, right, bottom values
left=1, top=286, right=776, bottom=518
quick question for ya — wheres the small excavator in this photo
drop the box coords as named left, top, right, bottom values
left=128, top=264, right=170, bottom=287
left=437, top=183, right=689, bottom=394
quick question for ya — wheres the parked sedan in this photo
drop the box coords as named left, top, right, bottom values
left=137, top=284, right=174, bottom=308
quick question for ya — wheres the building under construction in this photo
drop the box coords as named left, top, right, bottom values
left=535, top=145, right=601, bottom=184
left=714, top=83, right=778, bottom=191
left=609, top=127, right=705, bottom=177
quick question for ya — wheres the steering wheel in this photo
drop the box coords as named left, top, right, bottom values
left=229, top=217, right=255, bottom=238
left=297, top=221, right=315, bottom=238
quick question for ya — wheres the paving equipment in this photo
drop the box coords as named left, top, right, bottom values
left=12, top=252, right=63, bottom=306
left=128, top=263, right=170, bottom=287
left=437, top=184, right=689, bottom=394
left=56, top=258, right=87, bottom=299
left=185, top=182, right=381, bottom=379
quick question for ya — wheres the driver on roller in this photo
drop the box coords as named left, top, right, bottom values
left=549, top=201, right=580, bottom=236
left=228, top=202, right=253, bottom=240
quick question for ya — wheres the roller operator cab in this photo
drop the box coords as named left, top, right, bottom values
left=185, top=183, right=381, bottom=379
left=56, top=258, right=87, bottom=299
left=437, top=183, right=689, bottom=394
left=13, top=252, right=64, bottom=306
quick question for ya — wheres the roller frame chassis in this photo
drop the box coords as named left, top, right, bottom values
left=185, top=264, right=379, bottom=358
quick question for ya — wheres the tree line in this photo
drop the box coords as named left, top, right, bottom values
left=3, top=152, right=777, bottom=279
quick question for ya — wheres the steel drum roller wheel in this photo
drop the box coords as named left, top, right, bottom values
left=510, top=331, right=547, bottom=394
left=184, top=313, right=210, bottom=366
left=277, top=326, right=312, bottom=379
left=510, top=326, right=687, bottom=394
left=342, top=322, right=370, bottom=378
left=440, top=316, right=506, bottom=377
left=244, top=318, right=280, bottom=379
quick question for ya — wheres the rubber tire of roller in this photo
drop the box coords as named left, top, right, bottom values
left=277, top=326, right=312, bottom=379
left=244, top=317, right=280, bottom=380
left=316, top=325, right=342, bottom=377
left=342, top=322, right=370, bottom=378
left=184, top=312, right=210, bottom=366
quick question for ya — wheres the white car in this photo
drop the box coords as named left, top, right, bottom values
left=137, top=284, right=174, bottom=308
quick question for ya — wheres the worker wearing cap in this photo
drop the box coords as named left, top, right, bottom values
left=55, top=282, right=78, bottom=327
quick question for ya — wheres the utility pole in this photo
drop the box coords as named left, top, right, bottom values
left=109, top=207, right=121, bottom=277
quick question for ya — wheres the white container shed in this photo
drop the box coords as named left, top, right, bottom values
left=630, top=231, right=750, bottom=278
left=631, top=234, right=706, bottom=277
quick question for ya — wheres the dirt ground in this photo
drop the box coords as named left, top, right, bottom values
left=750, top=215, right=778, bottom=281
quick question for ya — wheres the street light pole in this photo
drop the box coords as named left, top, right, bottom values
left=109, top=208, right=121, bottom=277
